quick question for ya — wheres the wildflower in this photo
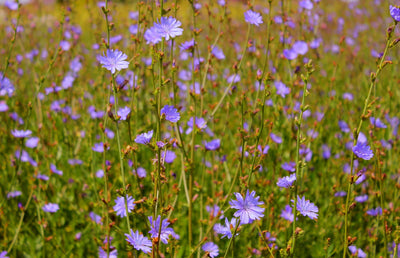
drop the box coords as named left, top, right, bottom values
left=366, top=207, right=382, bottom=216
left=11, top=129, right=32, bottom=138
left=389, top=5, right=400, bottom=22
left=275, top=81, right=290, bottom=98
left=26, top=137, right=39, bottom=148
left=281, top=205, right=294, bottom=222
left=36, top=174, right=49, bottom=181
left=148, top=215, right=180, bottom=244
left=211, top=46, right=225, bottom=60
left=281, top=162, right=296, bottom=172
left=214, top=218, right=237, bottom=239
left=229, top=190, right=265, bottom=224
left=98, top=49, right=129, bottom=74
left=144, top=26, right=162, bottom=45
left=205, top=139, right=221, bottom=151
left=117, top=106, right=131, bottom=120
left=292, top=196, right=318, bottom=219
left=322, top=144, right=331, bottom=159
left=7, top=191, right=22, bottom=199
left=270, top=133, right=283, bottom=144
left=206, top=204, right=224, bottom=219
left=334, top=191, right=347, bottom=197
left=96, top=169, right=104, bottom=178
left=50, top=164, right=63, bottom=176
left=113, top=195, right=135, bottom=218
left=339, top=120, right=350, bottom=133
left=0, top=101, right=8, bottom=112
left=355, top=195, right=368, bottom=203
left=186, top=117, right=207, bottom=134
left=370, top=117, right=387, bottom=128
left=277, top=174, right=296, bottom=188
left=92, top=142, right=109, bottom=153
left=283, top=48, right=298, bottom=60
left=98, top=247, right=118, bottom=258
left=348, top=246, right=367, bottom=258
left=125, top=229, right=152, bottom=254
left=154, top=17, right=183, bottom=41
left=42, top=203, right=59, bottom=213
left=353, top=142, right=374, bottom=160
left=0, top=251, right=9, bottom=258
left=160, top=150, right=176, bottom=163
left=180, top=39, right=195, bottom=51
left=202, top=242, right=219, bottom=258
left=161, top=105, right=180, bottom=122
left=135, top=130, right=153, bottom=145
left=244, top=10, right=263, bottom=26
left=292, top=41, right=308, bottom=55
left=89, top=211, right=102, bottom=225
left=5, top=0, right=18, bottom=10
left=299, top=0, right=313, bottom=10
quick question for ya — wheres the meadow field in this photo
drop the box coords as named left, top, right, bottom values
left=1, top=0, right=400, bottom=257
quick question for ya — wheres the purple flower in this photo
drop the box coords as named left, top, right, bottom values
left=293, top=41, right=308, bottom=55
left=334, top=191, right=347, bottom=197
left=186, top=117, right=207, bottom=134
left=322, top=144, right=331, bottom=159
left=348, top=246, right=367, bottom=258
left=144, top=26, right=163, bottom=45
left=370, top=117, right=387, bottom=128
left=135, top=130, right=153, bottom=145
left=355, top=195, right=368, bottom=203
left=299, top=0, right=313, bottom=10
left=0, top=101, right=9, bottom=112
left=161, top=150, right=176, bottom=163
left=98, top=49, right=129, bottom=74
left=42, top=203, right=59, bottom=213
left=283, top=48, right=298, bottom=60
left=213, top=218, right=236, bottom=239
left=117, top=106, right=131, bottom=120
left=275, top=81, right=290, bottom=98
left=270, top=133, right=283, bottom=144
left=244, top=10, right=263, bottom=26
left=292, top=196, right=318, bottom=220
left=36, top=174, right=49, bottom=181
left=11, top=129, right=32, bottom=138
left=89, top=211, right=102, bottom=225
left=134, top=167, right=146, bottom=178
left=206, top=204, right=224, bottom=219
left=281, top=205, right=294, bottom=222
left=390, top=5, right=400, bottom=22
left=277, top=174, right=296, bottom=188
left=96, top=169, right=104, bottom=178
left=180, top=39, right=195, bottom=51
left=5, top=0, right=18, bottom=10
left=113, top=195, right=135, bottom=218
left=7, top=191, right=22, bottom=199
left=281, top=162, right=296, bottom=172
left=0, top=251, right=9, bottom=258
left=125, top=229, right=152, bottom=254
left=154, top=17, right=183, bottom=41
left=211, top=46, right=225, bottom=60
left=59, top=41, right=71, bottom=51
left=92, top=142, right=109, bottom=153
left=366, top=207, right=382, bottom=216
left=148, top=215, right=180, bottom=244
left=98, top=247, right=118, bottom=258
left=205, top=139, right=221, bottom=151
left=202, top=242, right=219, bottom=258
left=50, top=164, right=63, bottom=176
left=25, top=137, right=39, bottom=148
left=161, top=105, right=180, bottom=122
left=229, top=190, right=265, bottom=224
left=353, top=142, right=374, bottom=160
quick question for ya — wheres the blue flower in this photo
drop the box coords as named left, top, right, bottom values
left=42, top=203, right=59, bottom=213
left=135, top=130, right=153, bottom=145
left=117, top=106, right=131, bottom=120
left=390, top=5, right=400, bottom=22
left=98, top=49, right=129, bottom=74
left=186, top=117, right=207, bottom=134
left=292, top=196, right=318, bottom=220
left=0, top=251, right=9, bottom=258
left=0, top=73, right=14, bottom=96
left=229, top=190, right=265, bottom=224
left=211, top=46, right=225, bottom=60
left=89, top=211, right=102, bottom=225
left=11, top=129, right=32, bottom=138
left=92, top=142, right=109, bottom=153
left=355, top=195, right=368, bottom=203
left=275, top=81, right=290, bottom=98
left=202, top=242, right=219, bottom=258
left=244, top=10, right=263, bottom=26
left=353, top=142, right=374, bottom=160
left=205, top=139, right=221, bottom=151
left=281, top=205, right=294, bottom=222
left=299, top=0, right=313, bottom=10
left=348, top=245, right=367, bottom=258
left=283, top=48, right=298, bottom=60
left=334, top=191, right=347, bottom=197
left=148, top=215, right=180, bottom=244
left=277, top=174, right=296, bottom=188
left=125, top=229, right=152, bottom=254
left=154, top=17, right=183, bottom=41
left=366, top=207, right=382, bottom=216
left=292, top=41, right=308, bottom=55
left=50, top=164, right=63, bottom=176
left=161, top=105, right=180, bottom=122
left=144, top=26, right=163, bottom=45
left=180, top=39, right=195, bottom=51
left=270, top=133, right=283, bottom=144
left=213, top=218, right=237, bottom=239
left=113, top=195, right=135, bottom=218
left=281, top=162, right=296, bottom=172
left=370, top=117, right=387, bottom=128
left=161, top=150, right=176, bottom=163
